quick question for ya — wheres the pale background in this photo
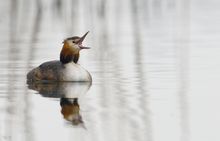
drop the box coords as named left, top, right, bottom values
left=0, top=0, right=220, bottom=141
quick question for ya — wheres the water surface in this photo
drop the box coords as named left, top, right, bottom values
left=1, top=0, right=220, bottom=141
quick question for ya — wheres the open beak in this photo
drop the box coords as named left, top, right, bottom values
left=78, top=31, right=90, bottom=49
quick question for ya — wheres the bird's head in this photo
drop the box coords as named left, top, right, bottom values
left=60, top=31, right=90, bottom=64
left=63, top=31, right=90, bottom=52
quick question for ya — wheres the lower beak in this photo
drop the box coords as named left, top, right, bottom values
left=78, top=31, right=91, bottom=49
left=79, top=45, right=90, bottom=49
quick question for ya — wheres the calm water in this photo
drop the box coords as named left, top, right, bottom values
left=1, top=0, right=220, bottom=141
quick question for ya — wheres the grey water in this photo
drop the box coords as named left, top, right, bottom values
left=1, top=0, right=220, bottom=141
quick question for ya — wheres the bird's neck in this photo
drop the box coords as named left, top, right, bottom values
left=60, top=42, right=80, bottom=64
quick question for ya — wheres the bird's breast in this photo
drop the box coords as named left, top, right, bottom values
left=61, top=63, right=92, bottom=82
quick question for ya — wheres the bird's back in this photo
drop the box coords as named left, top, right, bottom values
left=27, top=60, right=63, bottom=82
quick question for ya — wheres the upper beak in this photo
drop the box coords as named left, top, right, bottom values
left=78, top=31, right=90, bottom=49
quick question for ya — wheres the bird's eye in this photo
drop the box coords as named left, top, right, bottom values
left=72, top=41, right=76, bottom=43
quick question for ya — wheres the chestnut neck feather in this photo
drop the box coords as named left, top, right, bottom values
left=60, top=42, right=80, bottom=64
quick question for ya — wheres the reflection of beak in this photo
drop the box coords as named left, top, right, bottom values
left=78, top=31, right=91, bottom=49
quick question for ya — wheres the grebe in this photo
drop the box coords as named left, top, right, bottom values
left=27, top=31, right=92, bottom=82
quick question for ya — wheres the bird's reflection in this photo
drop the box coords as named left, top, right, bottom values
left=27, top=81, right=91, bottom=126
left=60, top=98, right=83, bottom=125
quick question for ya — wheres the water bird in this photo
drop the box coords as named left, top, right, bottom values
left=27, top=31, right=92, bottom=82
